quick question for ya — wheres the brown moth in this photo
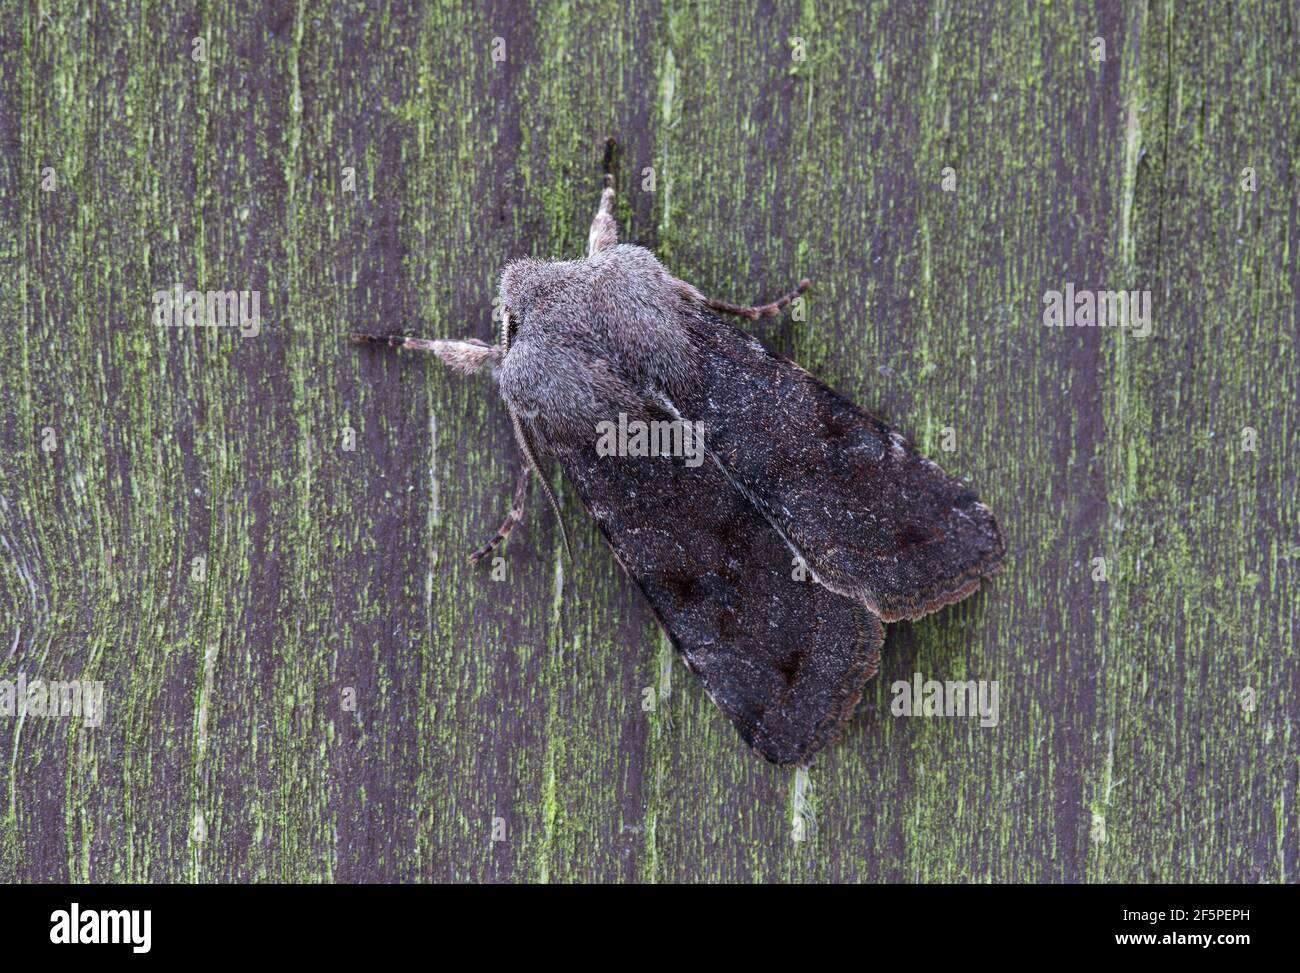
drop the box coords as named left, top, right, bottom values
left=355, top=143, right=1003, bottom=766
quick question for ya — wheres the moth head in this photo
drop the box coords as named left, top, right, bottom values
left=498, top=257, right=586, bottom=349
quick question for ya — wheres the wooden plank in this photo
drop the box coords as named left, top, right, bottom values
left=0, top=0, right=1294, bottom=882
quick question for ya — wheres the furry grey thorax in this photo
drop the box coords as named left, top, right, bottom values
left=494, top=245, right=706, bottom=453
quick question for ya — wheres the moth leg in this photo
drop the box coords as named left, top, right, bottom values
left=351, top=333, right=501, bottom=374
left=700, top=278, right=812, bottom=321
left=510, top=409, right=573, bottom=562
left=587, top=174, right=618, bottom=256
left=469, top=462, right=532, bottom=563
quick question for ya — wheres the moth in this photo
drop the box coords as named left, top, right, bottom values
left=355, top=146, right=1004, bottom=766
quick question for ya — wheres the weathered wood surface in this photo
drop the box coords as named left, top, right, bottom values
left=0, top=0, right=1296, bottom=883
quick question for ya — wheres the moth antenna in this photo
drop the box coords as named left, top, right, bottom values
left=701, top=278, right=812, bottom=321
left=510, top=409, right=573, bottom=562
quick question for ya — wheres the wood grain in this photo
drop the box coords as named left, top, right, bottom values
left=0, top=0, right=1294, bottom=882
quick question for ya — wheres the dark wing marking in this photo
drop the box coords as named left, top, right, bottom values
left=559, top=445, right=883, bottom=766
left=676, top=313, right=1004, bottom=623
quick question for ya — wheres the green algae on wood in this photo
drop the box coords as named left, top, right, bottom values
left=0, top=0, right=1294, bottom=882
